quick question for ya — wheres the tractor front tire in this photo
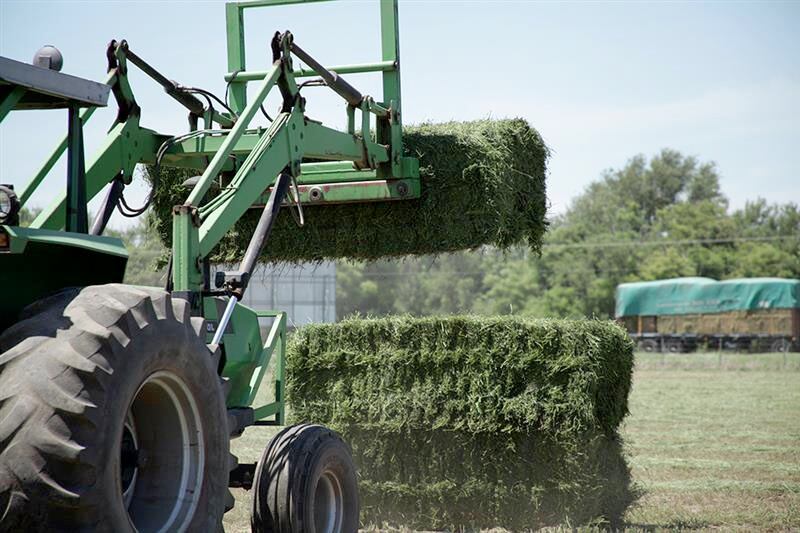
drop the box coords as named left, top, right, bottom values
left=252, top=424, right=359, bottom=533
left=0, top=284, right=231, bottom=532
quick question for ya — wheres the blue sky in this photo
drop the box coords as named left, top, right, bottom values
left=1, top=0, right=798, bottom=229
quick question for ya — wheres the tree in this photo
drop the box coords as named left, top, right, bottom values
left=639, top=248, right=696, bottom=280
left=730, top=243, right=799, bottom=279
left=18, top=207, right=41, bottom=226
left=106, top=215, right=168, bottom=287
left=334, top=149, right=798, bottom=320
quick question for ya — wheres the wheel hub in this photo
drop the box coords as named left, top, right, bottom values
left=120, top=415, right=139, bottom=507
left=119, top=371, right=205, bottom=532
left=313, top=470, right=344, bottom=533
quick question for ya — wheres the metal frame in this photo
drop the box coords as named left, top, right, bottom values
left=3, top=0, right=416, bottom=426
left=0, top=56, right=110, bottom=109
left=225, top=0, right=405, bottom=175
left=252, top=310, right=286, bottom=424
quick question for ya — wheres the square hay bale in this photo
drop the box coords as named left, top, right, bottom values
left=150, top=118, right=548, bottom=262
left=287, top=315, right=637, bottom=529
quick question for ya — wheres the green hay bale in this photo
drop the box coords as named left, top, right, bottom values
left=289, top=316, right=633, bottom=435
left=286, top=316, right=636, bottom=529
left=149, top=118, right=548, bottom=262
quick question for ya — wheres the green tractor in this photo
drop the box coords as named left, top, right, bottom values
left=0, top=1, right=418, bottom=530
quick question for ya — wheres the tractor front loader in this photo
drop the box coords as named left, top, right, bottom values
left=0, top=1, right=417, bottom=531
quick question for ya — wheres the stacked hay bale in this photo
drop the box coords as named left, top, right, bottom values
left=151, top=117, right=637, bottom=526
left=287, top=316, right=637, bottom=529
left=150, top=118, right=548, bottom=262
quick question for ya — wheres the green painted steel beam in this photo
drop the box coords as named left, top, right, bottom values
left=171, top=207, right=202, bottom=292
left=380, top=0, right=403, bottom=176
left=185, top=63, right=281, bottom=206
left=235, top=0, right=332, bottom=9
left=224, top=60, right=396, bottom=82
left=17, top=104, right=102, bottom=206
left=211, top=299, right=268, bottom=406
left=253, top=402, right=282, bottom=420
left=255, top=178, right=418, bottom=206
left=210, top=109, right=236, bottom=129
left=304, top=121, right=388, bottom=163
left=245, top=311, right=285, bottom=406
left=0, top=86, right=25, bottom=122
left=254, top=310, right=286, bottom=317
left=15, top=72, right=116, bottom=207
left=299, top=161, right=356, bottom=173
left=294, top=166, right=376, bottom=184
left=295, top=155, right=418, bottom=185
left=165, top=122, right=387, bottom=164
left=2, top=226, right=128, bottom=257
left=272, top=311, right=286, bottom=425
left=252, top=155, right=418, bottom=205
left=368, top=98, right=390, bottom=118
left=164, top=131, right=261, bottom=158
left=65, top=105, right=88, bottom=233
left=198, top=113, right=296, bottom=256
left=31, top=120, right=160, bottom=230
left=225, top=2, right=247, bottom=114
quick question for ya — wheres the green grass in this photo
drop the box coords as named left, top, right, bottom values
left=223, top=352, right=800, bottom=531
left=621, top=352, right=800, bottom=532
left=634, top=350, right=800, bottom=372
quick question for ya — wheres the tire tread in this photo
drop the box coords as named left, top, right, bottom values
left=0, top=284, right=229, bottom=532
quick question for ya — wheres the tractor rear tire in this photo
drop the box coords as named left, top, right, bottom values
left=0, top=284, right=231, bottom=532
left=251, top=424, right=359, bottom=533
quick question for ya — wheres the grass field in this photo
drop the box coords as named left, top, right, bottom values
left=224, top=352, right=800, bottom=531
left=622, top=352, right=800, bottom=531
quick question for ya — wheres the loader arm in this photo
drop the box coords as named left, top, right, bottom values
left=168, top=28, right=419, bottom=295
left=0, top=2, right=423, bottom=526
left=3, top=0, right=417, bottom=427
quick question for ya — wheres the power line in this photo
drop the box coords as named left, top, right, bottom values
left=542, top=235, right=797, bottom=249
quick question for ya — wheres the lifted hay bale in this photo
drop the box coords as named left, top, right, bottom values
left=287, top=315, right=637, bottom=529
left=150, top=118, right=548, bottom=262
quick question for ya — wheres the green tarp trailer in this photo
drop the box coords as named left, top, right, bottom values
left=615, top=277, right=800, bottom=353
left=615, top=277, right=800, bottom=317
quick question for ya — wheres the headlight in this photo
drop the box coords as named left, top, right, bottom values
left=0, top=185, right=20, bottom=225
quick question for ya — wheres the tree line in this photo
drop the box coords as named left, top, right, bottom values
left=336, top=149, right=799, bottom=319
